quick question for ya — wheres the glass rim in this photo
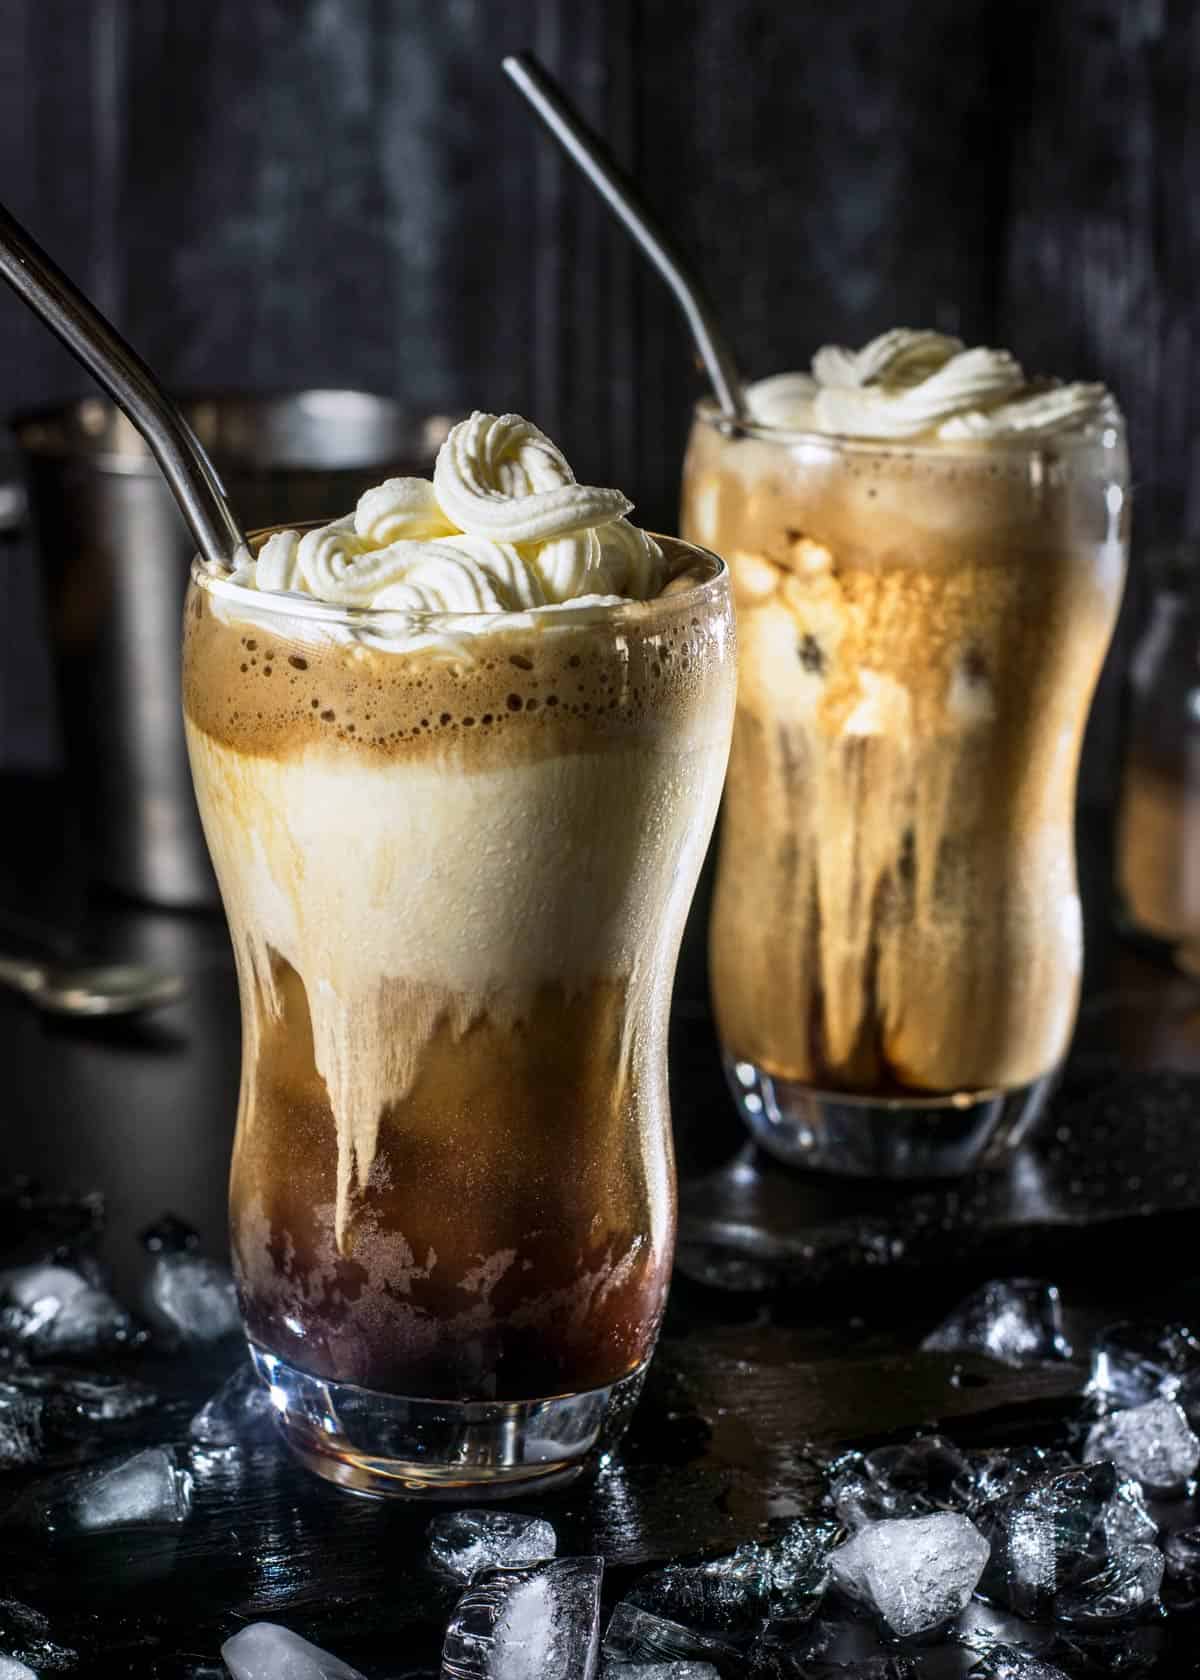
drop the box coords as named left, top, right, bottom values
left=691, top=394, right=1127, bottom=457
left=190, top=528, right=728, bottom=631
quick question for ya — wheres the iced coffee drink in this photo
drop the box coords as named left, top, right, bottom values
left=682, top=331, right=1127, bottom=1176
left=183, top=412, right=735, bottom=1494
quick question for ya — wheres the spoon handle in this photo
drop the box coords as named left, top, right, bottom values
left=0, top=199, right=247, bottom=572
left=0, top=954, right=47, bottom=999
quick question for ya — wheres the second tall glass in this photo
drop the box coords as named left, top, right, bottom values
left=682, top=407, right=1128, bottom=1176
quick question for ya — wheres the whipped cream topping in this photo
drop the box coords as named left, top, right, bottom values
left=230, top=411, right=663, bottom=612
left=744, top=329, right=1113, bottom=442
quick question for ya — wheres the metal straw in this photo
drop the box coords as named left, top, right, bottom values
left=502, top=51, right=746, bottom=422
left=0, top=200, right=247, bottom=571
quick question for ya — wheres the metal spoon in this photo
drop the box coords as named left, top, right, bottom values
left=0, top=953, right=185, bottom=1019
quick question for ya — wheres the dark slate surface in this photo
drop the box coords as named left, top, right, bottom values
left=1, top=778, right=1200, bottom=1674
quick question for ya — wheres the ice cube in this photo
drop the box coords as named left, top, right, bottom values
left=10, top=1445, right=192, bottom=1533
left=0, top=1595, right=78, bottom=1672
left=441, top=1556, right=602, bottom=1680
left=0, top=1386, right=43, bottom=1467
left=428, top=1510, right=557, bottom=1582
left=749, top=1617, right=835, bottom=1674
left=603, top=1666, right=719, bottom=1679
left=222, top=1622, right=365, bottom=1679
left=1049, top=1625, right=1165, bottom=1675
left=626, top=1518, right=834, bottom=1637
left=921, top=1280, right=1070, bottom=1366
left=820, top=1660, right=918, bottom=1679
left=189, top=1365, right=277, bottom=1448
left=0, top=1657, right=37, bottom=1679
left=828, top=1435, right=973, bottom=1528
left=601, top=1604, right=737, bottom=1672
left=828, top=1512, right=990, bottom=1637
left=1102, top=1477, right=1159, bottom=1551
left=1084, top=1397, right=1200, bottom=1491
left=966, top=1648, right=1069, bottom=1679
left=0, top=1264, right=134, bottom=1357
left=53, top=1371, right=158, bottom=1423
left=1088, top=1321, right=1200, bottom=1409
left=145, top=1252, right=240, bottom=1341
left=2, top=1265, right=89, bottom=1312
left=962, top=1449, right=1075, bottom=1518
left=1057, top=1546, right=1165, bottom=1627
left=628, top=1545, right=771, bottom=1638
left=976, top=1461, right=1163, bottom=1624
left=763, top=1518, right=837, bottom=1623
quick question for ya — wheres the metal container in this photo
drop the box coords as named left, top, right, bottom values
left=13, top=391, right=453, bottom=907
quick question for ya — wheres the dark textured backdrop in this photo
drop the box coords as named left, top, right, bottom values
left=1, top=0, right=1196, bottom=774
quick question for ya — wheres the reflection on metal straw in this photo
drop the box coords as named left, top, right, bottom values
left=502, top=50, right=746, bottom=423
left=0, top=200, right=246, bottom=571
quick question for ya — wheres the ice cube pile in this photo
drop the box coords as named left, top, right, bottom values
left=3, top=1173, right=1200, bottom=1680
left=0, top=1199, right=263, bottom=1552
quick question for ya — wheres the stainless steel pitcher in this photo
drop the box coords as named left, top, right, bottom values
left=13, top=391, right=454, bottom=908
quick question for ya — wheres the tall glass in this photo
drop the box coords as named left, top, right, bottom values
left=183, top=534, right=735, bottom=1495
left=682, top=405, right=1127, bottom=1176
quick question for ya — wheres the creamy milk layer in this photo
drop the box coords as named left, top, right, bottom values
left=186, top=413, right=735, bottom=1280
left=683, top=335, right=1127, bottom=1095
left=187, top=707, right=729, bottom=1253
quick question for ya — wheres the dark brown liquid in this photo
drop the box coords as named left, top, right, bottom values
left=230, top=954, right=674, bottom=1399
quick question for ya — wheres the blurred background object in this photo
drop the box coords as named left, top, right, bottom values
left=1117, top=542, right=1200, bottom=974
left=13, top=392, right=447, bottom=906
left=0, top=0, right=1196, bottom=895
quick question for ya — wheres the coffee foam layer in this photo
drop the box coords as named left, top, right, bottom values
left=185, top=559, right=720, bottom=768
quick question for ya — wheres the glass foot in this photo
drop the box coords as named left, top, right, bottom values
left=249, top=1344, right=648, bottom=1499
left=723, top=1054, right=1055, bottom=1178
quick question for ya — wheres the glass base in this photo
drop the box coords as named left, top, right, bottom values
left=249, top=1343, right=648, bottom=1500
left=723, top=1054, right=1055, bottom=1178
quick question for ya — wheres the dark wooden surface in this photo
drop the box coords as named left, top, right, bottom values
left=1, top=1, right=1199, bottom=786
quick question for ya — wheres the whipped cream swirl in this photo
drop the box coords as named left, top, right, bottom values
left=744, top=329, right=1113, bottom=442
left=230, top=411, right=664, bottom=612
